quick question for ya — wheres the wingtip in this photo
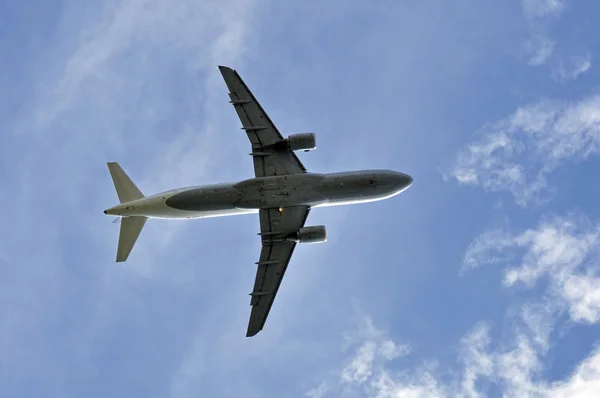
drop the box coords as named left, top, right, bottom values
left=246, top=327, right=260, bottom=338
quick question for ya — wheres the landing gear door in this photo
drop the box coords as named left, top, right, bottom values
left=277, top=176, right=290, bottom=206
left=257, top=179, right=268, bottom=207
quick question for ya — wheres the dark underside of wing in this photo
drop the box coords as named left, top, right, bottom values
left=218, top=65, right=306, bottom=177
left=246, top=206, right=310, bottom=337
left=217, top=66, right=311, bottom=337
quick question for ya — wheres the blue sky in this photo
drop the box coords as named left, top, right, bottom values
left=1, top=0, right=600, bottom=397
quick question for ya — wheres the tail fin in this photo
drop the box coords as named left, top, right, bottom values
left=116, top=216, right=148, bottom=262
left=107, top=162, right=144, bottom=203
left=107, top=162, right=146, bottom=262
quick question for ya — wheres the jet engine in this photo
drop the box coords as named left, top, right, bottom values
left=285, top=133, right=316, bottom=152
left=295, top=225, right=327, bottom=244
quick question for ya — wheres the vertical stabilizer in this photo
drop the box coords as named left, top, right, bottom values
left=117, top=216, right=148, bottom=262
left=107, top=162, right=144, bottom=203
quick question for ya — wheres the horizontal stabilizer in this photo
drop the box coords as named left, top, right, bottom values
left=107, top=162, right=144, bottom=203
left=116, top=216, right=147, bottom=262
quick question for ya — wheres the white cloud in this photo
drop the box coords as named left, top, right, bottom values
left=307, top=211, right=600, bottom=397
left=522, top=0, right=566, bottom=20
left=521, top=302, right=556, bottom=351
left=340, top=339, right=409, bottom=384
left=340, top=316, right=410, bottom=384
left=549, top=347, right=600, bottom=397
left=451, top=92, right=600, bottom=205
left=309, top=310, right=600, bottom=398
left=561, top=273, right=600, bottom=324
left=458, top=323, right=494, bottom=398
left=380, top=339, right=410, bottom=360
left=2, top=1, right=596, bottom=397
left=520, top=0, right=567, bottom=67
left=305, top=382, right=327, bottom=398
left=464, top=214, right=600, bottom=324
left=0, top=0, right=260, bottom=394
left=463, top=224, right=515, bottom=272
left=520, top=2, right=594, bottom=83
left=525, top=36, right=555, bottom=66
left=554, top=53, right=592, bottom=82
left=342, top=341, right=378, bottom=383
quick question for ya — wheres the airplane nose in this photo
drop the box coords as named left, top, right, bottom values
left=104, top=210, right=107, bottom=214
left=397, top=172, right=413, bottom=188
left=387, top=171, right=413, bottom=191
left=375, top=171, right=413, bottom=192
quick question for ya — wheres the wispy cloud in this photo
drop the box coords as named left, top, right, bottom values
left=465, top=213, right=600, bottom=323
left=451, top=92, right=600, bottom=205
left=309, top=304, right=599, bottom=397
left=521, top=0, right=566, bottom=67
left=305, top=382, right=327, bottom=398
left=519, top=1, right=593, bottom=82
left=522, top=0, right=566, bottom=20
left=340, top=331, right=410, bottom=385
left=525, top=35, right=555, bottom=66
left=0, top=0, right=260, bottom=395
left=309, top=210, right=600, bottom=396
left=313, top=316, right=415, bottom=398
left=553, top=53, right=592, bottom=82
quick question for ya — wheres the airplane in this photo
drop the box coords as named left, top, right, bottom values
left=104, top=65, right=413, bottom=337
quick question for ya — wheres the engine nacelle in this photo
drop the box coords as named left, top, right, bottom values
left=286, top=133, right=316, bottom=152
left=296, top=225, right=327, bottom=244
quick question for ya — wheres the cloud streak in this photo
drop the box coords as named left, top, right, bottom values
left=521, top=0, right=566, bottom=66
left=553, top=53, right=592, bottom=82
left=451, top=91, right=600, bottom=205
left=309, top=298, right=600, bottom=397
left=522, top=0, right=566, bottom=20
left=0, top=0, right=261, bottom=395
left=465, top=213, right=600, bottom=323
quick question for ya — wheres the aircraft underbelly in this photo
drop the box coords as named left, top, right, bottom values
left=164, top=185, right=244, bottom=213
left=233, top=174, right=328, bottom=209
left=146, top=207, right=256, bottom=219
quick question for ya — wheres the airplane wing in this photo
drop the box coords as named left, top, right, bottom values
left=218, top=65, right=307, bottom=177
left=246, top=205, right=310, bottom=337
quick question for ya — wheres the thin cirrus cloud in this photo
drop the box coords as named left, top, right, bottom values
left=520, top=0, right=592, bottom=80
left=450, top=91, right=600, bottom=206
left=521, top=0, right=566, bottom=66
left=553, top=53, right=593, bottom=82
left=522, top=0, right=566, bottom=19
left=525, top=35, right=555, bottom=66
left=0, top=0, right=261, bottom=395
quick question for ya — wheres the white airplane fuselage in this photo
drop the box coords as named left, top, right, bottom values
left=104, top=170, right=413, bottom=219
